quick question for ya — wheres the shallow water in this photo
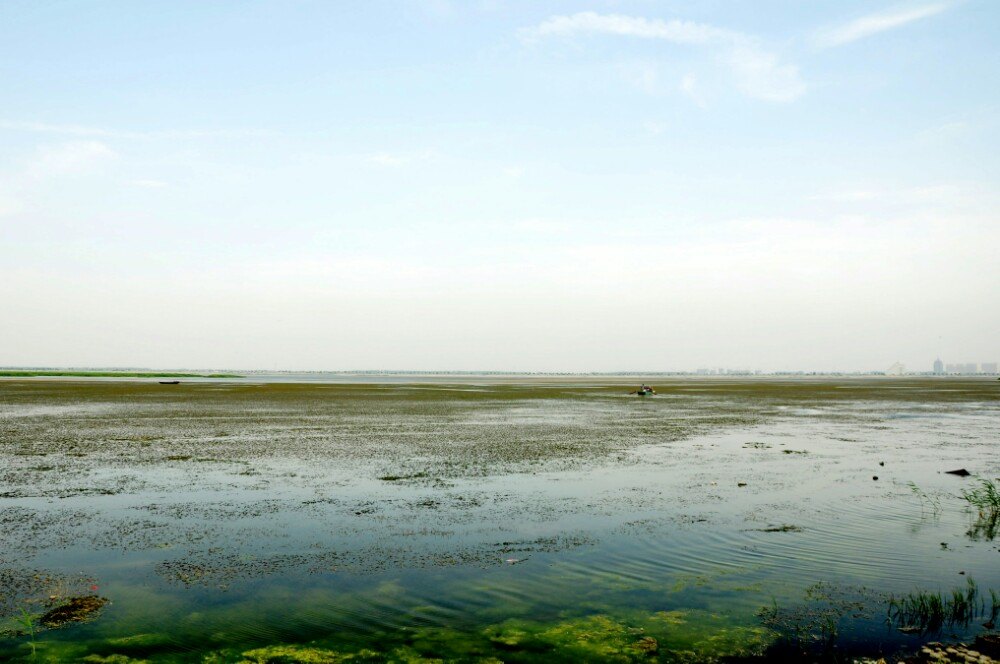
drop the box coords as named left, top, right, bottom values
left=0, top=378, right=998, bottom=662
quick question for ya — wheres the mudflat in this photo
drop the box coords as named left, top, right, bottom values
left=1, top=378, right=998, bottom=662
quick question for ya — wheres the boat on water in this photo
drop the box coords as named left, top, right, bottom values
left=158, top=380, right=180, bottom=385
left=632, top=385, right=656, bottom=396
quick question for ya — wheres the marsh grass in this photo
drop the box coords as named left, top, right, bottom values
left=886, top=579, right=994, bottom=633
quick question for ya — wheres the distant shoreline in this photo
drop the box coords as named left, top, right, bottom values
left=0, top=371, right=241, bottom=378
left=1, top=372, right=995, bottom=386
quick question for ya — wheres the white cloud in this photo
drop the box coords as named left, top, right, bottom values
left=0, top=120, right=133, bottom=138
left=726, top=45, right=805, bottom=102
left=643, top=121, right=667, bottom=135
left=814, top=4, right=949, bottom=48
left=131, top=179, right=169, bottom=188
left=511, top=218, right=572, bottom=234
left=0, top=193, right=23, bottom=217
left=365, top=150, right=436, bottom=167
left=620, top=61, right=660, bottom=94
left=520, top=12, right=805, bottom=102
left=366, top=152, right=408, bottom=167
left=26, top=141, right=117, bottom=179
left=808, top=183, right=971, bottom=205
left=679, top=73, right=707, bottom=107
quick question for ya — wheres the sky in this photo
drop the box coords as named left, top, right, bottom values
left=1, top=0, right=998, bottom=372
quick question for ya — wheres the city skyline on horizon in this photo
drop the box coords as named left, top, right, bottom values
left=3, top=357, right=999, bottom=376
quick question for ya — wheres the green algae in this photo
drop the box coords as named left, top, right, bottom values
left=238, top=645, right=382, bottom=663
left=17, top=607, right=777, bottom=663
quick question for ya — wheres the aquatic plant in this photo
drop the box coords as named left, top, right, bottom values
left=907, top=481, right=941, bottom=515
left=887, top=578, right=985, bottom=633
left=15, top=607, right=38, bottom=661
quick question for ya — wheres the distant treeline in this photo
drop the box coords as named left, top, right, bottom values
left=0, top=371, right=241, bottom=378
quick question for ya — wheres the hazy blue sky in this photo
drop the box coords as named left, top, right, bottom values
left=2, top=1, right=997, bottom=372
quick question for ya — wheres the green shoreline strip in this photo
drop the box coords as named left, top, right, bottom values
left=0, top=371, right=241, bottom=378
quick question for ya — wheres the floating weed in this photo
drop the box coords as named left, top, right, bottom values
left=757, top=525, right=803, bottom=533
left=759, top=583, right=889, bottom=657
left=378, top=472, right=429, bottom=482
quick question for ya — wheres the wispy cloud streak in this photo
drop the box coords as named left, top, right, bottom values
left=0, top=120, right=272, bottom=140
left=520, top=12, right=805, bottom=102
left=814, top=4, right=949, bottom=48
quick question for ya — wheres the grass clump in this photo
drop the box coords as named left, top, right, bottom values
left=961, top=478, right=1000, bottom=514
left=887, top=578, right=990, bottom=633
left=960, top=479, right=1000, bottom=540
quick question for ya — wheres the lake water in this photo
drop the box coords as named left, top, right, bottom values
left=0, top=378, right=998, bottom=662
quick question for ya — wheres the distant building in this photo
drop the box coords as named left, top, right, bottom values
left=886, top=362, right=906, bottom=376
left=945, top=362, right=981, bottom=375
left=981, top=362, right=998, bottom=374
left=933, top=358, right=944, bottom=375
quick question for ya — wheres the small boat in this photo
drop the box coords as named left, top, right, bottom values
left=632, top=385, right=656, bottom=396
left=158, top=380, right=180, bottom=385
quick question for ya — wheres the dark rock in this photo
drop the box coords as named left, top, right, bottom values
left=974, top=633, right=1000, bottom=657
